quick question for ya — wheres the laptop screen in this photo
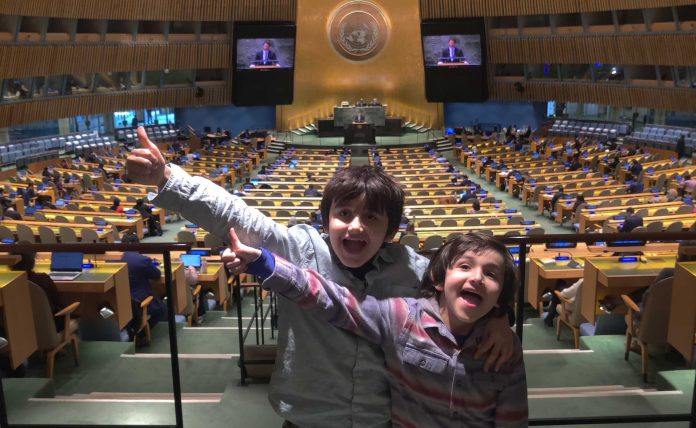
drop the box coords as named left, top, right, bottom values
left=50, top=252, right=84, bottom=272
left=180, top=254, right=202, bottom=268
left=188, top=249, right=211, bottom=257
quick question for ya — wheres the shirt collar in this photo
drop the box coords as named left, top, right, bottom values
left=420, top=297, right=484, bottom=349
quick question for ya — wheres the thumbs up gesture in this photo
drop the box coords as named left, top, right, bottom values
left=126, top=126, right=169, bottom=187
left=221, top=228, right=262, bottom=275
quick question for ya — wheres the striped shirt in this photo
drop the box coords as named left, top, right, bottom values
left=263, top=256, right=529, bottom=427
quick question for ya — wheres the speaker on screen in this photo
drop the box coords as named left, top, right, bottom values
left=232, top=22, right=296, bottom=106
left=421, top=18, right=488, bottom=103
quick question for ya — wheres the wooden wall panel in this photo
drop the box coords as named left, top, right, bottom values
left=421, top=0, right=695, bottom=18
left=0, top=0, right=296, bottom=21
left=0, top=85, right=230, bottom=127
left=489, top=34, right=696, bottom=66
left=0, top=42, right=231, bottom=79
left=491, top=81, right=696, bottom=112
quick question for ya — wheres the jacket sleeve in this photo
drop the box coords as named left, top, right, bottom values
left=262, top=256, right=405, bottom=347
left=149, top=164, right=296, bottom=257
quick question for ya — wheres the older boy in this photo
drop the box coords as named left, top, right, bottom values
left=126, top=127, right=515, bottom=427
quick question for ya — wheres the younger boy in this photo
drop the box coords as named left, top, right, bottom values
left=126, top=127, right=516, bottom=427
left=225, top=230, right=528, bottom=427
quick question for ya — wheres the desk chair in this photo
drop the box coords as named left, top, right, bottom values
left=38, top=226, right=58, bottom=244
left=177, top=231, right=197, bottom=244
left=676, top=205, right=693, bottom=214
left=422, top=235, right=444, bottom=250
left=646, top=221, right=663, bottom=233
left=621, top=277, right=673, bottom=382
left=665, top=221, right=684, bottom=232
left=16, top=224, right=36, bottom=243
left=81, top=228, right=99, bottom=243
left=203, top=233, right=224, bottom=248
left=135, top=296, right=153, bottom=346
left=399, top=234, right=419, bottom=251
left=54, top=215, right=70, bottom=223
left=0, top=225, right=14, bottom=241
left=34, top=212, right=47, bottom=221
left=28, top=281, right=80, bottom=377
left=59, top=226, right=78, bottom=243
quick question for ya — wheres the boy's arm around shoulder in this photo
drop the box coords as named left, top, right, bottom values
left=255, top=250, right=406, bottom=347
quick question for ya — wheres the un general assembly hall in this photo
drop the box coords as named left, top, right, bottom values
left=0, top=0, right=696, bottom=427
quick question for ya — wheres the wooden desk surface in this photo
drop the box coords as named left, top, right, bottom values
left=668, top=262, right=696, bottom=363
left=0, top=262, right=133, bottom=329
left=581, top=256, right=676, bottom=324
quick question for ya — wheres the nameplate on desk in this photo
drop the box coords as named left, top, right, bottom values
left=555, top=256, right=570, bottom=261
left=619, top=257, right=639, bottom=263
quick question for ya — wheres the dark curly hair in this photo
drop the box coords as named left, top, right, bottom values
left=421, top=232, right=519, bottom=318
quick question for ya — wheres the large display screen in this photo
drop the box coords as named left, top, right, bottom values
left=421, top=19, right=488, bottom=102
left=232, top=23, right=296, bottom=106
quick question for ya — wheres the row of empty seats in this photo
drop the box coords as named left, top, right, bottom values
left=0, top=132, right=119, bottom=164
left=116, top=125, right=177, bottom=145
left=548, top=120, right=630, bottom=139
left=625, top=125, right=695, bottom=154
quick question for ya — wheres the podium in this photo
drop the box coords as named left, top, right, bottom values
left=344, top=123, right=375, bottom=145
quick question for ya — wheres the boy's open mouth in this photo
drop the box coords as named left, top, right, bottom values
left=342, top=238, right=367, bottom=254
left=459, top=289, right=482, bottom=308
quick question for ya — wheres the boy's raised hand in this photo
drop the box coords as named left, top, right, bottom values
left=126, top=126, right=169, bottom=187
left=221, top=228, right=262, bottom=275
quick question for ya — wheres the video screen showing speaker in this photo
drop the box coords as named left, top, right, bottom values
left=233, top=22, right=296, bottom=106
left=421, top=19, right=488, bottom=102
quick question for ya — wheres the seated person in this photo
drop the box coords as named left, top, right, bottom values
left=627, top=180, right=644, bottom=194
left=369, top=98, right=381, bottom=106
left=681, top=174, right=696, bottom=196
left=548, top=186, right=567, bottom=218
left=3, top=206, right=22, bottom=220
left=470, top=199, right=486, bottom=214
left=35, top=194, right=56, bottom=210
left=355, top=98, right=365, bottom=107
left=0, top=189, right=13, bottom=211
left=12, top=252, right=64, bottom=331
left=134, top=199, right=163, bottom=237
left=303, top=184, right=321, bottom=197
left=627, top=239, right=696, bottom=333
left=458, top=190, right=478, bottom=204
left=620, top=207, right=643, bottom=232
left=110, top=197, right=124, bottom=213
left=120, top=233, right=167, bottom=329
left=543, top=279, right=583, bottom=327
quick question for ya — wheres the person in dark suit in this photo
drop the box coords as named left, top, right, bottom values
left=355, top=98, right=365, bottom=107
left=620, top=207, right=644, bottom=232
left=354, top=110, right=366, bottom=123
left=119, top=233, right=167, bottom=328
left=438, top=38, right=466, bottom=64
left=251, top=40, right=278, bottom=67
left=369, top=98, right=381, bottom=106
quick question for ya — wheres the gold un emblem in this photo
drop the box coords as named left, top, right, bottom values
left=328, top=1, right=390, bottom=62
